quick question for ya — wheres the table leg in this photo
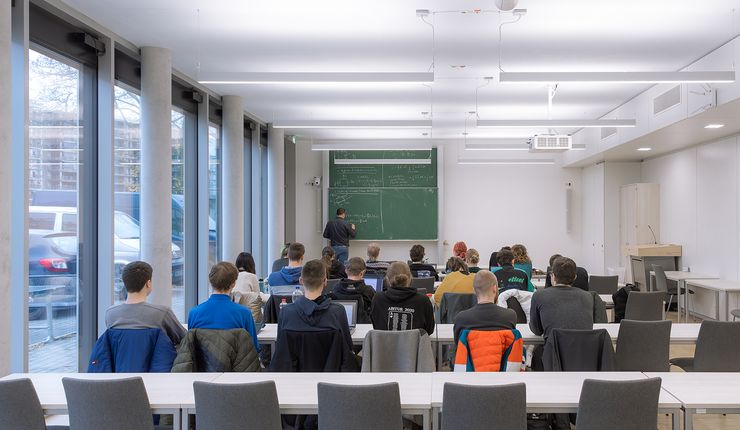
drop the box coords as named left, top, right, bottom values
left=432, top=407, right=440, bottom=430
left=671, top=409, right=680, bottom=430
left=684, top=409, right=693, bottom=430
left=677, top=280, right=683, bottom=323
left=174, top=409, right=183, bottom=430
left=719, top=291, right=729, bottom=321
left=422, top=409, right=431, bottom=430
left=436, top=341, right=442, bottom=371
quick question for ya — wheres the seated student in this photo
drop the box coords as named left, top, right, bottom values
left=511, top=244, right=533, bottom=279
left=270, top=243, right=290, bottom=274
left=488, top=245, right=511, bottom=270
left=322, top=246, right=347, bottom=280
left=408, top=244, right=439, bottom=281
left=453, top=270, right=517, bottom=347
left=267, top=242, right=304, bottom=287
left=493, top=248, right=531, bottom=292
left=365, top=242, right=390, bottom=272
left=453, top=241, right=468, bottom=259
left=188, top=262, right=259, bottom=350
left=330, top=257, right=375, bottom=323
left=545, top=253, right=590, bottom=291
left=465, top=249, right=481, bottom=273
left=232, top=251, right=264, bottom=324
left=433, top=257, right=475, bottom=306
left=529, top=257, right=594, bottom=342
left=371, top=262, right=435, bottom=335
left=274, top=259, right=354, bottom=354
left=105, top=261, right=185, bottom=346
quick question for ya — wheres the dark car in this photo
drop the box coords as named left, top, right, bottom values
left=28, top=232, right=77, bottom=319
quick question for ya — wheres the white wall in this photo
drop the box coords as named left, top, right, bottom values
left=291, top=142, right=325, bottom=262
left=581, top=163, right=605, bottom=274
left=642, top=134, right=740, bottom=316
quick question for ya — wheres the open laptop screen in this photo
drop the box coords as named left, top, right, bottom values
left=334, top=300, right=358, bottom=327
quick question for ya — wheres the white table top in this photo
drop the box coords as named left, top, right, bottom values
left=645, top=372, right=740, bottom=409
left=212, top=372, right=432, bottom=411
left=684, top=278, right=740, bottom=291
left=600, top=294, right=614, bottom=306
left=431, top=372, right=681, bottom=411
left=0, top=373, right=220, bottom=412
left=661, top=271, right=718, bottom=282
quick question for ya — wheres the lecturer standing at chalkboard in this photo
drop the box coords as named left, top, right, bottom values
left=323, top=208, right=356, bottom=264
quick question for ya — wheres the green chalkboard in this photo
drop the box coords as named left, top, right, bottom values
left=329, top=150, right=437, bottom=188
left=328, top=188, right=438, bottom=240
left=328, top=149, right=438, bottom=240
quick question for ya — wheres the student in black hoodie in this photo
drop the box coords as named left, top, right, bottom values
left=330, top=257, right=375, bottom=323
left=321, top=246, right=347, bottom=280
left=370, top=261, right=435, bottom=335
left=408, top=244, right=439, bottom=281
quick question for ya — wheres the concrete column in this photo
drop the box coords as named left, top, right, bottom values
left=0, top=0, right=12, bottom=375
left=250, top=127, right=263, bottom=275
left=139, top=47, right=172, bottom=307
left=221, top=95, right=245, bottom=262
left=267, top=125, right=285, bottom=265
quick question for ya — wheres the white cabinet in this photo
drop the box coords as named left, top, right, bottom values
left=620, top=183, right=660, bottom=281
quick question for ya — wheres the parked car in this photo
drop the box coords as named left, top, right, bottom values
left=28, top=231, right=77, bottom=319
left=29, top=206, right=184, bottom=301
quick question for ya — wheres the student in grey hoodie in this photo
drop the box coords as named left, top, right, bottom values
left=266, top=242, right=305, bottom=286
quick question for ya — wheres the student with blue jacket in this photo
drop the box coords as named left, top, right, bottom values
left=267, top=242, right=305, bottom=287
left=188, top=261, right=260, bottom=351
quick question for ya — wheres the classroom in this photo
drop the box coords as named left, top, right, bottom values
left=1, top=0, right=740, bottom=429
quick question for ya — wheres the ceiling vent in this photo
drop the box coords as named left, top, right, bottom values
left=529, top=134, right=572, bottom=152
left=653, top=85, right=681, bottom=115
left=601, top=127, right=617, bottom=140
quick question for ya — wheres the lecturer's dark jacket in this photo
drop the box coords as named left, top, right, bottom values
left=323, top=217, right=356, bottom=246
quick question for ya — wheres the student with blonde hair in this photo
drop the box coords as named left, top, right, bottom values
left=465, top=249, right=481, bottom=273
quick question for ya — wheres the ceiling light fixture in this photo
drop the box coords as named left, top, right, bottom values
left=311, top=140, right=433, bottom=151
left=499, top=71, right=736, bottom=84
left=476, top=119, right=636, bottom=128
left=457, top=159, right=555, bottom=165
left=334, top=158, right=431, bottom=165
left=637, top=147, right=652, bottom=151
left=704, top=124, right=725, bottom=129
left=272, top=120, right=433, bottom=129
left=198, top=72, right=434, bottom=85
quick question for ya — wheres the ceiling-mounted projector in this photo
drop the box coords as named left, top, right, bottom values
left=528, top=134, right=573, bottom=152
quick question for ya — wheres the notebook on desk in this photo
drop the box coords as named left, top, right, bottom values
left=334, top=300, right=358, bottom=334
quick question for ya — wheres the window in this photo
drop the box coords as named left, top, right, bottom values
left=171, top=109, right=186, bottom=320
left=208, top=125, right=221, bottom=268
left=27, top=49, right=83, bottom=373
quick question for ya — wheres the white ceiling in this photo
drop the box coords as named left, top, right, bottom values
left=63, top=0, right=740, bottom=145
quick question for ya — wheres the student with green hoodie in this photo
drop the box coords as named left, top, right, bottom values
left=266, top=242, right=305, bottom=287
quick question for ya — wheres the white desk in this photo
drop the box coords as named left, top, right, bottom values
left=0, top=372, right=221, bottom=430
left=430, top=372, right=682, bottom=430
left=651, top=271, right=718, bottom=322
left=646, top=372, right=740, bottom=430
left=683, top=278, right=740, bottom=321
left=208, top=372, right=432, bottom=429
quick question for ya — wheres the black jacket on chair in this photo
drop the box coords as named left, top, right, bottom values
left=269, top=329, right=358, bottom=372
left=543, top=328, right=615, bottom=371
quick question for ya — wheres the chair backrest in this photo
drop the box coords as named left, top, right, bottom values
left=624, top=291, right=665, bottom=321
left=317, top=382, right=402, bottom=430
left=271, top=329, right=350, bottom=372
left=694, top=321, right=740, bottom=371
left=652, top=264, right=669, bottom=293
left=439, top=293, right=476, bottom=323
left=589, top=275, right=618, bottom=294
left=325, top=278, right=341, bottom=294
left=193, top=381, right=281, bottom=430
left=442, top=382, right=526, bottom=430
left=0, top=379, right=47, bottom=430
left=411, top=276, right=435, bottom=294
left=62, top=377, right=154, bottom=430
left=615, top=320, right=671, bottom=371
left=546, top=329, right=615, bottom=371
left=361, top=329, right=434, bottom=372
left=506, top=297, right=527, bottom=323
left=576, top=378, right=661, bottom=430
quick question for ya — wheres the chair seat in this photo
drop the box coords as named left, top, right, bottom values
left=731, top=309, right=740, bottom=318
left=669, top=356, right=694, bottom=372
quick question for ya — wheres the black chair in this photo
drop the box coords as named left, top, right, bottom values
left=624, top=291, right=665, bottom=321
left=439, top=293, right=476, bottom=324
left=62, top=377, right=154, bottom=430
left=193, top=381, right=281, bottom=430
left=442, top=382, right=526, bottom=430
left=671, top=321, right=740, bottom=371
left=0, top=378, right=67, bottom=430
left=576, top=378, right=662, bottom=430
left=589, top=275, right=618, bottom=295
left=325, top=278, right=340, bottom=294
left=317, top=382, right=402, bottom=430
left=615, top=320, right=671, bottom=371
left=411, top=276, right=435, bottom=294
left=652, top=264, right=693, bottom=312
left=506, top=297, right=527, bottom=323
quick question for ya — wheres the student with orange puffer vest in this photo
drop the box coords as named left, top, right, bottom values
left=453, top=270, right=524, bottom=372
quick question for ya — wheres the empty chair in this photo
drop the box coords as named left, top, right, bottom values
left=411, top=277, right=435, bottom=294
left=576, top=378, right=662, bottom=430
left=442, top=382, right=526, bottom=430
left=615, top=320, right=671, bottom=371
left=0, top=378, right=67, bottom=430
left=671, top=321, right=740, bottom=371
left=317, top=382, right=402, bottom=430
left=589, top=275, right=618, bottom=295
left=624, top=291, right=665, bottom=321
left=439, top=293, right=476, bottom=324
left=325, top=278, right=341, bottom=294
left=652, top=265, right=693, bottom=311
left=193, top=381, right=281, bottom=430
left=361, top=329, right=435, bottom=372
left=62, top=377, right=153, bottom=430
left=732, top=309, right=740, bottom=321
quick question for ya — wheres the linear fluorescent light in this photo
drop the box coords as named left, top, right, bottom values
left=499, top=71, right=736, bottom=84
left=476, top=119, right=636, bottom=128
left=199, top=72, right=434, bottom=85
left=704, top=124, right=725, bottom=129
left=637, top=147, right=652, bottom=151
left=334, top=158, right=431, bottom=165
left=312, top=140, right=432, bottom=151
left=272, top=120, right=433, bottom=129
left=464, top=143, right=529, bottom=151
left=457, top=159, right=555, bottom=165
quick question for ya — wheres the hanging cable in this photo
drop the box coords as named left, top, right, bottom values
left=498, top=12, right=523, bottom=73
left=420, top=14, right=435, bottom=73
left=474, top=77, right=493, bottom=119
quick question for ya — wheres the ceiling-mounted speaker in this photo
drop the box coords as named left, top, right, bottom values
left=494, top=0, right=519, bottom=11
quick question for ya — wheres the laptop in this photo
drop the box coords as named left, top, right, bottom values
left=334, top=300, right=358, bottom=334
left=363, top=273, right=385, bottom=292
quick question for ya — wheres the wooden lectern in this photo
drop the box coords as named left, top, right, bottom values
left=624, top=244, right=682, bottom=291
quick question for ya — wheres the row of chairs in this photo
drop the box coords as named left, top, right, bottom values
left=0, top=376, right=663, bottom=430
